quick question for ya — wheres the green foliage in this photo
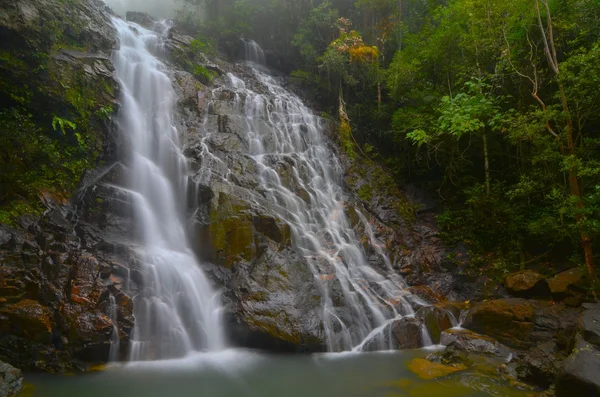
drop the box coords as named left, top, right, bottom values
left=192, top=65, right=217, bottom=84
left=52, top=115, right=77, bottom=133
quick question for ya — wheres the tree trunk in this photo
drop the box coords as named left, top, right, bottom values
left=536, top=0, right=595, bottom=278
left=377, top=82, right=381, bottom=111
left=482, top=130, right=490, bottom=196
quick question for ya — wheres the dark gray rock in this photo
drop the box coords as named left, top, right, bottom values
left=0, top=361, right=22, bottom=397
left=556, top=338, right=600, bottom=397
left=440, top=328, right=510, bottom=358
left=581, top=302, right=600, bottom=347
left=516, top=341, right=564, bottom=388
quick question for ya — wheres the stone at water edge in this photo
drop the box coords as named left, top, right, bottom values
left=503, top=270, right=551, bottom=298
left=407, top=358, right=467, bottom=380
left=463, top=298, right=536, bottom=349
left=439, top=328, right=511, bottom=358
left=555, top=338, right=600, bottom=397
left=415, top=306, right=453, bottom=344
left=0, top=361, right=23, bottom=397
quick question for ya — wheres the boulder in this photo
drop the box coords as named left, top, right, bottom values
left=0, top=361, right=23, bottom=397
left=392, top=316, right=427, bottom=349
left=464, top=298, right=535, bottom=349
left=416, top=306, right=454, bottom=344
left=555, top=339, right=600, bottom=397
left=548, top=268, right=586, bottom=300
left=440, top=328, right=510, bottom=358
left=503, top=270, right=551, bottom=298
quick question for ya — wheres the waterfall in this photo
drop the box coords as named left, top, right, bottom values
left=108, top=295, right=120, bottom=362
left=111, top=18, right=225, bottom=361
left=202, top=42, right=431, bottom=352
left=243, top=39, right=266, bottom=66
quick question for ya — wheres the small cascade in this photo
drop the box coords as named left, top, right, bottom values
left=199, top=40, right=433, bottom=351
left=242, top=39, right=266, bottom=66
left=111, top=17, right=225, bottom=361
left=108, top=295, right=120, bottom=362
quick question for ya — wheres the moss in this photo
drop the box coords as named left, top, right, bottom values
left=407, top=358, right=467, bottom=380
left=206, top=193, right=256, bottom=267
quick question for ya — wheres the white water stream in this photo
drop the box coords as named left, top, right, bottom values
left=111, top=18, right=225, bottom=360
left=201, top=45, right=432, bottom=351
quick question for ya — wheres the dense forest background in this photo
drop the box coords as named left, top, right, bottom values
left=173, top=0, right=600, bottom=282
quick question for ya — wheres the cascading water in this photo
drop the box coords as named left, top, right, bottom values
left=111, top=18, right=225, bottom=360
left=243, top=39, right=266, bottom=66
left=108, top=295, right=120, bottom=362
left=204, top=43, right=431, bottom=352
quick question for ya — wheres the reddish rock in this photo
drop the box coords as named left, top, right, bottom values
left=0, top=300, right=52, bottom=343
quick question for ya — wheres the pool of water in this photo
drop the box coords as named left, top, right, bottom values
left=20, top=349, right=535, bottom=397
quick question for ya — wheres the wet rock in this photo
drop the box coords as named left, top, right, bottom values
left=464, top=298, right=535, bottom=349
left=0, top=361, right=23, bottom=397
left=435, top=301, right=469, bottom=324
left=440, top=328, right=510, bottom=358
left=0, top=300, right=52, bottom=344
left=227, top=245, right=325, bottom=350
left=516, top=341, right=563, bottom=388
left=407, top=357, right=467, bottom=380
left=555, top=338, right=600, bottom=397
left=548, top=268, right=586, bottom=301
left=125, top=11, right=155, bottom=28
left=405, top=285, right=445, bottom=304
left=416, top=306, right=453, bottom=344
left=392, top=316, right=426, bottom=349
left=503, top=270, right=551, bottom=298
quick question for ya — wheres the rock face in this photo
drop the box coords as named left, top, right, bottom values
left=0, top=0, right=136, bottom=371
left=0, top=361, right=22, bottom=397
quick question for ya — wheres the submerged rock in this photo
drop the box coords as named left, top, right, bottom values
left=0, top=361, right=22, bottom=397
left=407, top=357, right=467, bottom=380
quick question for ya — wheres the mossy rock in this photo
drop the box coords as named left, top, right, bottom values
left=407, top=357, right=467, bottom=380
left=416, top=306, right=453, bottom=344
left=503, top=270, right=551, bottom=298
left=464, top=299, right=535, bottom=349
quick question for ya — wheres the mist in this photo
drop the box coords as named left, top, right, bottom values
left=102, top=0, right=181, bottom=18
